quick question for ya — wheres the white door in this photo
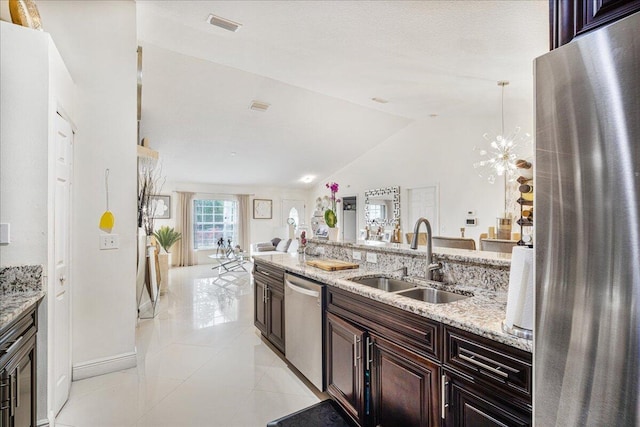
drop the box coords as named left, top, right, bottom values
left=52, top=113, right=73, bottom=415
left=282, top=199, right=306, bottom=230
left=407, top=186, right=439, bottom=240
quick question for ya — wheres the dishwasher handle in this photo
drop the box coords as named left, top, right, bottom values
left=286, top=280, right=320, bottom=298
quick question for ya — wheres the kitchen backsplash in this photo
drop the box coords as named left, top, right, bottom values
left=306, top=240, right=511, bottom=291
left=0, top=265, right=44, bottom=293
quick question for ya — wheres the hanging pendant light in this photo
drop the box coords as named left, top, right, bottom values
left=473, top=81, right=531, bottom=185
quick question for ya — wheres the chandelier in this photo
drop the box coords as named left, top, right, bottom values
left=474, top=81, right=531, bottom=184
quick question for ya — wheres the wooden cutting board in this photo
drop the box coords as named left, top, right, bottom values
left=305, top=259, right=359, bottom=271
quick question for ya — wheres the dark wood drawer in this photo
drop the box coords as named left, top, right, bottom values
left=253, top=262, right=284, bottom=293
left=327, top=287, right=441, bottom=362
left=253, top=261, right=284, bottom=283
left=0, top=303, right=38, bottom=366
left=444, top=326, right=532, bottom=404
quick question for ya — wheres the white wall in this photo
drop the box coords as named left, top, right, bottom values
left=0, top=21, right=74, bottom=423
left=0, top=23, right=50, bottom=266
left=156, top=181, right=310, bottom=264
left=33, top=0, right=139, bottom=376
left=310, top=106, right=533, bottom=244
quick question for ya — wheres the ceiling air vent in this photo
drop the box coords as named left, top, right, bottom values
left=249, top=101, right=270, bottom=112
left=206, top=14, right=242, bottom=32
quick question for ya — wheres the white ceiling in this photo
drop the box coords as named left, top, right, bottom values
left=136, top=0, right=548, bottom=188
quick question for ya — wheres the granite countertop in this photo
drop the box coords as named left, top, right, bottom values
left=0, top=265, right=46, bottom=331
left=252, top=253, right=532, bottom=353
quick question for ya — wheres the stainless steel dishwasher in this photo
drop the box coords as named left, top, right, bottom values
left=284, top=273, right=324, bottom=391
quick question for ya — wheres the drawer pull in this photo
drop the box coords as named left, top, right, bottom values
left=459, top=353, right=509, bottom=378
left=5, top=336, right=24, bottom=356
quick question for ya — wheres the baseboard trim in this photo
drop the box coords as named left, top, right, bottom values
left=72, top=350, right=137, bottom=381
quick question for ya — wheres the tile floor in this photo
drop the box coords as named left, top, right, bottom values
left=55, top=263, right=323, bottom=427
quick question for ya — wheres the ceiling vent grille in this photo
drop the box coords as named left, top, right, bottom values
left=206, top=14, right=242, bottom=32
left=249, top=101, right=270, bottom=112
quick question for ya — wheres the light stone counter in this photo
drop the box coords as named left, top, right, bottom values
left=252, top=253, right=532, bottom=353
left=0, top=265, right=45, bottom=330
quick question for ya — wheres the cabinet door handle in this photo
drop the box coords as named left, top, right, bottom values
left=15, top=365, right=19, bottom=409
left=441, top=374, right=449, bottom=419
left=353, top=336, right=361, bottom=367
left=10, top=372, right=16, bottom=417
left=262, top=270, right=271, bottom=277
left=366, top=337, right=373, bottom=371
left=459, top=353, right=509, bottom=378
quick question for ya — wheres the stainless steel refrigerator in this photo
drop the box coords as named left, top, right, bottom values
left=535, top=11, right=640, bottom=426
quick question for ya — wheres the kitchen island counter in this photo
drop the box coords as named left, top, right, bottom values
left=252, top=253, right=531, bottom=352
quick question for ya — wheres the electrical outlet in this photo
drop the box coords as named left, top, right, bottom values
left=0, top=223, right=10, bottom=244
left=366, top=252, right=377, bottom=263
left=353, top=251, right=362, bottom=261
left=99, top=234, right=119, bottom=250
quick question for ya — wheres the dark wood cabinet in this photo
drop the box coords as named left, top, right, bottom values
left=254, top=279, right=268, bottom=335
left=370, top=334, right=440, bottom=427
left=550, top=0, right=640, bottom=48
left=1, top=302, right=40, bottom=427
left=324, top=287, right=532, bottom=427
left=326, top=312, right=366, bottom=426
left=443, top=326, right=532, bottom=426
left=444, top=369, right=531, bottom=427
left=253, top=261, right=285, bottom=353
left=326, top=287, right=442, bottom=427
left=266, top=285, right=285, bottom=352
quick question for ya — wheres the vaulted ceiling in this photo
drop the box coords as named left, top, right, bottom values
left=136, top=1, right=548, bottom=188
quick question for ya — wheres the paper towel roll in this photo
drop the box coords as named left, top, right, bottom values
left=505, top=246, right=534, bottom=331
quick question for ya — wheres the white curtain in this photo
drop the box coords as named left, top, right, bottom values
left=175, top=191, right=197, bottom=266
left=238, top=194, right=251, bottom=252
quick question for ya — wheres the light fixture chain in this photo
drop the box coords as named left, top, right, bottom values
left=501, top=83, right=505, bottom=136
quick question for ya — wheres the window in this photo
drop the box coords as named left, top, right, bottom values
left=193, top=199, right=238, bottom=250
left=287, top=207, right=299, bottom=230
left=368, top=204, right=386, bottom=221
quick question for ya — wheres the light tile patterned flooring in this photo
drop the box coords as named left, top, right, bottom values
left=55, top=264, right=322, bottom=427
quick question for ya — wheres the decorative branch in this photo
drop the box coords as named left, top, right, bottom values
left=138, top=159, right=165, bottom=236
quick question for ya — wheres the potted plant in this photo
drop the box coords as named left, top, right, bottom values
left=153, top=226, right=182, bottom=253
left=153, top=226, right=181, bottom=295
left=324, top=182, right=341, bottom=240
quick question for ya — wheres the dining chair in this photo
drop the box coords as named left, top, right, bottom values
left=432, top=236, right=477, bottom=250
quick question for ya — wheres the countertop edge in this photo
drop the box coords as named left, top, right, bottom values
left=0, top=291, right=45, bottom=332
left=252, top=254, right=532, bottom=353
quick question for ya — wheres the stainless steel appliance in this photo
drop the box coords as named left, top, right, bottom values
left=535, top=12, right=640, bottom=426
left=284, top=273, right=324, bottom=390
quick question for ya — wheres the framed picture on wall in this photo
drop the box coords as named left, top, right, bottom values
left=253, top=199, right=272, bottom=219
left=150, top=195, right=171, bottom=219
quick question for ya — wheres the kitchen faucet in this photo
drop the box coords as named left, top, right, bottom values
left=392, top=266, right=408, bottom=278
left=410, top=217, right=441, bottom=280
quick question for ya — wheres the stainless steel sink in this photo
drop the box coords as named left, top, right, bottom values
left=394, top=288, right=469, bottom=304
left=350, top=277, right=417, bottom=292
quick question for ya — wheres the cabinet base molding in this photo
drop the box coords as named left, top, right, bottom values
left=72, top=350, right=137, bottom=381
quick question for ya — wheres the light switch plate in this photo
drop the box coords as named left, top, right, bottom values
left=353, top=251, right=362, bottom=261
left=99, top=234, right=119, bottom=250
left=0, top=223, right=10, bottom=244
left=366, top=252, right=377, bottom=263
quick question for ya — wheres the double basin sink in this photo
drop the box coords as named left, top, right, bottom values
left=349, top=276, right=468, bottom=304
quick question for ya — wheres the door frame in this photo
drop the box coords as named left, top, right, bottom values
left=47, top=108, right=76, bottom=422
